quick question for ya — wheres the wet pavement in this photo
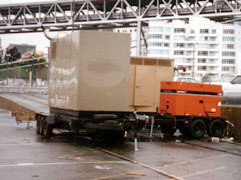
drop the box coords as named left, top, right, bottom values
left=0, top=110, right=241, bottom=180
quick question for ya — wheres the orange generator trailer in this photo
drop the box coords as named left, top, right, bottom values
left=156, top=81, right=226, bottom=138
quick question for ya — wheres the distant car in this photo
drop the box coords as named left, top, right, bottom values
left=210, top=75, right=235, bottom=85
left=174, top=77, right=199, bottom=83
left=222, top=75, right=241, bottom=96
left=210, top=75, right=241, bottom=105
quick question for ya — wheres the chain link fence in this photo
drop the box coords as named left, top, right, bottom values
left=0, top=57, right=49, bottom=93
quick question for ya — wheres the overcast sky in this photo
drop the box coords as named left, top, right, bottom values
left=0, top=0, right=58, bottom=53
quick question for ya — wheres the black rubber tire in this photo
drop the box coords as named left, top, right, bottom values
left=43, top=124, right=53, bottom=138
left=36, top=119, right=40, bottom=134
left=209, top=119, right=225, bottom=138
left=191, top=120, right=206, bottom=139
left=161, top=127, right=176, bottom=137
left=179, top=127, right=191, bottom=137
left=40, top=121, right=44, bottom=135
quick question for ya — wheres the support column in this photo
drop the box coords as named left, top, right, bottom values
left=136, top=21, right=142, bottom=56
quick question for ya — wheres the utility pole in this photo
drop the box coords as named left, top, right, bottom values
left=136, top=21, right=142, bottom=56
left=192, top=43, right=195, bottom=78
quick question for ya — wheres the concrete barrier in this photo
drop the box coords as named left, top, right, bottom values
left=222, top=105, right=241, bottom=138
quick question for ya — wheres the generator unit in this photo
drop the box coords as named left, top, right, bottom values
left=158, top=81, right=225, bottom=138
left=160, top=81, right=222, bottom=117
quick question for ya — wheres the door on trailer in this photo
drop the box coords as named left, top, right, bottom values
left=134, top=66, right=156, bottom=107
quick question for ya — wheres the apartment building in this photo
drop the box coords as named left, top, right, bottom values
left=147, top=17, right=241, bottom=81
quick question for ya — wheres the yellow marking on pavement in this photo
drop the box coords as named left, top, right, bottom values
left=156, top=154, right=231, bottom=168
left=181, top=166, right=225, bottom=178
left=181, top=162, right=241, bottom=178
left=91, top=154, right=232, bottom=180
left=57, top=152, right=85, bottom=160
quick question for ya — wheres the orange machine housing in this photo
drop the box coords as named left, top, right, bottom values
left=160, top=81, right=222, bottom=117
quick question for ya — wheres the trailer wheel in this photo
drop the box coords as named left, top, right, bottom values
left=209, top=119, right=225, bottom=138
left=191, top=120, right=206, bottom=139
left=161, top=127, right=176, bottom=138
left=36, top=119, right=40, bottom=134
left=43, top=124, right=53, bottom=138
left=179, top=127, right=191, bottom=137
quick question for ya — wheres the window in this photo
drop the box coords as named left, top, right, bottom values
left=208, top=66, right=216, bottom=71
left=198, top=51, right=208, bottom=56
left=222, top=59, right=235, bottom=64
left=200, top=29, right=209, bottom=34
left=186, top=58, right=192, bottom=63
left=222, top=66, right=235, bottom=72
left=222, top=44, right=235, bottom=49
left=231, top=76, right=241, bottom=84
left=165, top=27, right=171, bottom=33
left=198, top=59, right=206, bottom=63
left=223, top=36, right=235, bottom=42
left=148, top=49, right=170, bottom=55
left=148, top=34, right=162, bottom=39
left=174, top=50, right=184, bottom=55
left=222, top=51, right=235, bottom=57
left=223, top=29, right=235, bottom=34
left=209, top=44, right=218, bottom=49
left=148, top=42, right=163, bottom=47
left=174, top=28, right=186, bottom=33
left=199, top=36, right=208, bottom=41
left=198, top=66, right=207, bottom=71
left=164, top=43, right=170, bottom=47
left=149, top=27, right=164, bottom=32
left=198, top=44, right=208, bottom=48
left=175, top=58, right=185, bottom=63
left=209, top=59, right=218, bottom=64
left=210, top=37, right=217, bottom=41
left=174, top=43, right=185, bottom=48
left=186, top=51, right=194, bottom=56
left=174, top=35, right=185, bottom=40
left=190, top=29, right=195, bottom=34
left=212, top=29, right=216, bottom=34
left=186, top=43, right=194, bottom=48
left=165, top=35, right=170, bottom=40
left=209, top=52, right=218, bottom=57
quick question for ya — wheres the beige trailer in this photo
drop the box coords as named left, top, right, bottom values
left=36, top=30, right=174, bottom=138
left=48, top=31, right=174, bottom=113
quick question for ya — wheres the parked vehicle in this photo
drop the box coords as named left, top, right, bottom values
left=210, top=74, right=235, bottom=85
left=174, top=77, right=198, bottom=83
left=210, top=75, right=241, bottom=105
left=221, top=75, right=241, bottom=96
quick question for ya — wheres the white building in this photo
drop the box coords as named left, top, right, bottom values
left=147, top=17, right=241, bottom=81
left=113, top=27, right=147, bottom=57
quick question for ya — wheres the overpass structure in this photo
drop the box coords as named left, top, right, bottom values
left=0, top=0, right=241, bottom=34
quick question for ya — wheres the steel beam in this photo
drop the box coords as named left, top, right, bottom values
left=0, top=0, right=240, bottom=33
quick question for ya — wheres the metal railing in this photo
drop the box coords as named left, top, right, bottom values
left=0, top=56, right=49, bottom=93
